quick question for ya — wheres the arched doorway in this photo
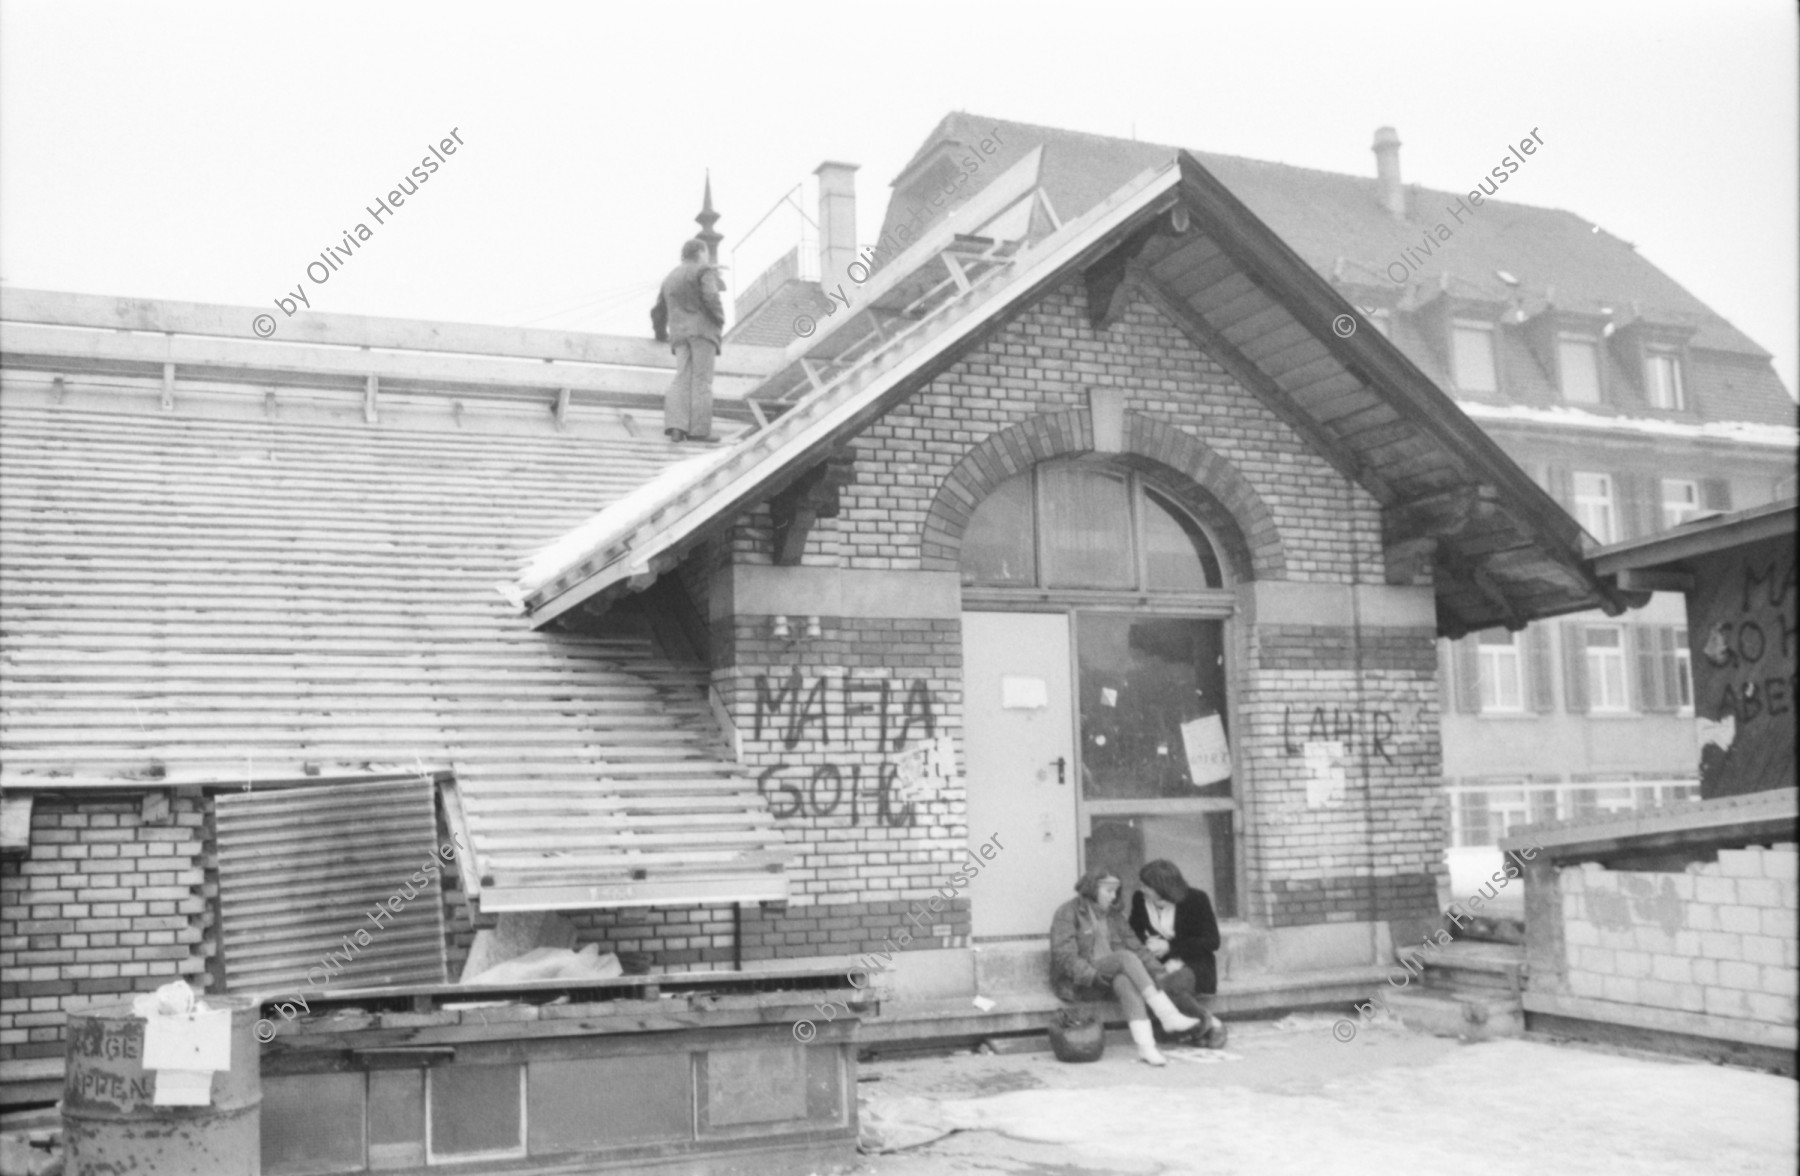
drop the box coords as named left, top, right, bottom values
left=958, top=456, right=1241, bottom=938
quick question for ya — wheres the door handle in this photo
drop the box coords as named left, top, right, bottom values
left=1052, top=756, right=1067, bottom=785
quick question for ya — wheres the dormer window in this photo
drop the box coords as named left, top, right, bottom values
left=1645, top=349, right=1685, bottom=410
left=1451, top=320, right=1498, bottom=392
left=1557, top=334, right=1603, bottom=404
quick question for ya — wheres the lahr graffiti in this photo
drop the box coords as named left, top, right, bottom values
left=1281, top=705, right=1401, bottom=763
left=751, top=673, right=940, bottom=828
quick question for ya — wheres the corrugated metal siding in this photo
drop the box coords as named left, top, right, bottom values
left=213, top=777, right=447, bottom=992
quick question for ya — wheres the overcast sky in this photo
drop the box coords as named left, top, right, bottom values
left=3, top=0, right=1795, bottom=397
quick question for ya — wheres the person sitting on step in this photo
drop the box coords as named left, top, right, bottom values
left=1129, top=859, right=1229, bottom=1049
left=1050, top=867, right=1201, bottom=1066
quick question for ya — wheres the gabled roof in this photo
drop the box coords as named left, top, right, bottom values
left=517, top=151, right=1633, bottom=637
left=884, top=113, right=1795, bottom=427
left=0, top=296, right=790, bottom=911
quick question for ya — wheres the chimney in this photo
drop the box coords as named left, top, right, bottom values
left=815, top=161, right=859, bottom=287
left=1372, top=127, right=1405, bottom=218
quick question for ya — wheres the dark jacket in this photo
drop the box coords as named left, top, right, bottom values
left=1129, top=889, right=1220, bottom=995
left=652, top=260, right=725, bottom=348
left=1049, top=896, right=1160, bottom=1002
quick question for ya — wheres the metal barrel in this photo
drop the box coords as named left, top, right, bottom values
left=62, top=994, right=261, bottom=1175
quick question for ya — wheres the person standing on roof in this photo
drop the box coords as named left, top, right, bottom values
left=651, top=238, right=726, bottom=443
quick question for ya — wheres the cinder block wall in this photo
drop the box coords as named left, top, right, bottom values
left=0, top=796, right=209, bottom=1064
left=703, top=280, right=1447, bottom=950
left=1558, top=844, right=1798, bottom=1026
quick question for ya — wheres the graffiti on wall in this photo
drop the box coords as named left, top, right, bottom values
left=750, top=673, right=946, bottom=827
left=1280, top=703, right=1412, bottom=765
left=1695, top=540, right=1796, bottom=797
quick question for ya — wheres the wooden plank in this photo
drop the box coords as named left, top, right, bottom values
left=2, top=322, right=771, bottom=402
left=0, top=288, right=788, bottom=376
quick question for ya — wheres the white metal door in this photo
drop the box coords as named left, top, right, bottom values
left=960, top=611, right=1078, bottom=938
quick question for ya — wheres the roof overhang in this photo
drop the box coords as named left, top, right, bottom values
left=1590, top=499, right=1797, bottom=594
left=517, top=151, right=1633, bottom=637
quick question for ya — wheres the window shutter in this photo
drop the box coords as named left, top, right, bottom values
left=1526, top=624, right=1557, bottom=712
left=1701, top=478, right=1733, bottom=512
left=1633, top=626, right=1668, bottom=712
left=1545, top=465, right=1574, bottom=512
left=1454, top=635, right=1483, bottom=714
left=1561, top=623, right=1590, bottom=714
left=1658, top=626, right=1684, bottom=709
left=1619, top=472, right=1658, bottom=539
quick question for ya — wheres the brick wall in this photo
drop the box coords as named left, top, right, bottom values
left=1559, top=843, right=1798, bottom=1026
left=0, top=796, right=208, bottom=1062
left=701, top=613, right=969, bottom=955
left=1242, top=625, right=1447, bottom=925
left=700, top=278, right=1444, bottom=946
left=728, top=284, right=1385, bottom=577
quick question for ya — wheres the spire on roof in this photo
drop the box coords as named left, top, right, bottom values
left=695, top=172, right=723, bottom=265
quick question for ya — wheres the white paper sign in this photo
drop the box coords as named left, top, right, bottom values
left=1001, top=676, right=1047, bottom=710
left=892, top=736, right=956, bottom=801
left=1180, top=715, right=1232, bottom=786
left=143, top=1008, right=231, bottom=1072
left=1303, top=740, right=1347, bottom=807
left=1100, top=687, right=1119, bottom=708
left=153, top=1068, right=214, bottom=1107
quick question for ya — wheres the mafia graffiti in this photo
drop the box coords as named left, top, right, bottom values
left=751, top=672, right=942, bottom=827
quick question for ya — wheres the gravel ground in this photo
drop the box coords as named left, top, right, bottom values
left=844, top=1012, right=1797, bottom=1176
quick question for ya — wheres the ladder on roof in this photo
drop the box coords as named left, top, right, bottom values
left=752, top=232, right=1025, bottom=407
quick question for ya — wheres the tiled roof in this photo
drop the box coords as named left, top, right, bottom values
left=0, top=386, right=789, bottom=911
left=725, top=278, right=827, bottom=349
left=880, top=113, right=1795, bottom=426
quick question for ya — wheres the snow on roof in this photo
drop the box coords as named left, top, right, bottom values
left=1454, top=400, right=1798, bottom=449
left=512, top=443, right=739, bottom=595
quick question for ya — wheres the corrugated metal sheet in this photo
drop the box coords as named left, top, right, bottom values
left=214, top=777, right=447, bottom=992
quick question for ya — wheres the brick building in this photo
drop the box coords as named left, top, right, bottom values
left=732, top=114, right=1799, bottom=916
left=0, top=113, right=1759, bottom=1139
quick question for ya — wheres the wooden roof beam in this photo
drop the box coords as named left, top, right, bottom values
left=1126, top=262, right=1392, bottom=503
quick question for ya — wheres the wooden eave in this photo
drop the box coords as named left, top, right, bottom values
left=1121, top=153, right=1631, bottom=635
left=1591, top=500, right=1797, bottom=578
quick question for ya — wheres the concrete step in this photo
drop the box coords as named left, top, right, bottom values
left=1376, top=987, right=1524, bottom=1041
left=860, top=963, right=1393, bottom=1047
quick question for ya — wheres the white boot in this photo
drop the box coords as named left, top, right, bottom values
left=1128, top=1019, right=1167, bottom=1066
left=1143, top=987, right=1201, bottom=1034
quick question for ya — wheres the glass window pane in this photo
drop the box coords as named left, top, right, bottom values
left=1142, top=488, right=1222, bottom=591
left=1559, top=336, right=1602, bottom=403
left=1040, top=465, right=1134, bottom=588
left=1085, top=812, right=1235, bottom=920
left=960, top=473, right=1036, bottom=585
left=1452, top=322, right=1497, bottom=392
left=1647, top=352, right=1684, bottom=410
left=1078, top=615, right=1231, bottom=799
